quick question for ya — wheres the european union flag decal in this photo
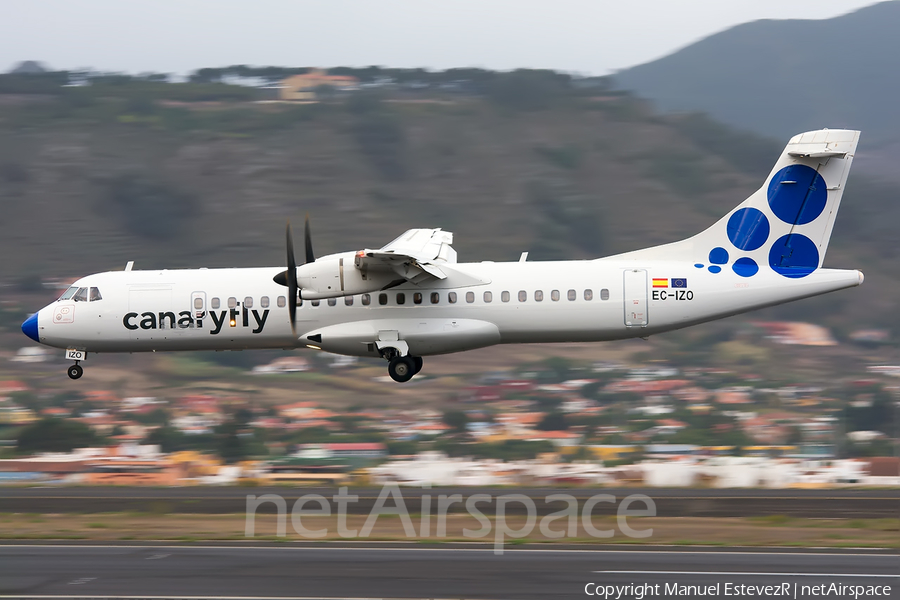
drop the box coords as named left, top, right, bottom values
left=672, top=278, right=687, bottom=288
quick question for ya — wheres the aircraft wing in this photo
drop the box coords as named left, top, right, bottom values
left=355, top=228, right=457, bottom=284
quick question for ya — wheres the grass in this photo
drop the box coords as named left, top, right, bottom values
left=748, top=514, right=792, bottom=526
left=0, top=511, right=897, bottom=549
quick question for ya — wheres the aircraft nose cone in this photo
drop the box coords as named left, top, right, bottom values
left=21, top=312, right=40, bottom=343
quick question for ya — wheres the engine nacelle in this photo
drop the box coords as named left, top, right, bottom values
left=296, top=252, right=397, bottom=300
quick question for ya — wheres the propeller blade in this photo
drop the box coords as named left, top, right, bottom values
left=271, top=219, right=304, bottom=337
left=286, top=222, right=298, bottom=336
left=304, top=214, right=315, bottom=264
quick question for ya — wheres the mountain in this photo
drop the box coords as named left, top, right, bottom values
left=0, top=92, right=896, bottom=335
left=613, top=2, right=900, bottom=146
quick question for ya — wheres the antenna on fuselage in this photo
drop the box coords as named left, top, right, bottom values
left=124, top=261, right=134, bottom=271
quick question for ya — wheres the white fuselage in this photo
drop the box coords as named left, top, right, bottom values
left=30, top=257, right=863, bottom=359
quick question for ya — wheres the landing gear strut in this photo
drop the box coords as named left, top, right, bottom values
left=67, top=363, right=83, bottom=380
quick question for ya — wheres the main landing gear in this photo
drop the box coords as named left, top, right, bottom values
left=67, top=363, right=84, bottom=380
left=385, top=353, right=423, bottom=383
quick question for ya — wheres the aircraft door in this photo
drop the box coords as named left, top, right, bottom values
left=127, top=285, right=173, bottom=340
left=623, top=269, right=648, bottom=327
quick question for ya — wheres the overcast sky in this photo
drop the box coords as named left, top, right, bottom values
left=2, top=0, right=885, bottom=76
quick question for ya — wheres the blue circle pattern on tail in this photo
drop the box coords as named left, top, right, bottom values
left=732, top=257, right=759, bottom=277
left=726, top=208, right=770, bottom=251
left=767, top=165, right=827, bottom=225
left=697, top=165, right=827, bottom=279
left=768, top=233, right=819, bottom=278
left=707, top=247, right=728, bottom=273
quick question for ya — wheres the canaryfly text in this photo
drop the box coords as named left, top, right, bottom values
left=123, top=307, right=270, bottom=335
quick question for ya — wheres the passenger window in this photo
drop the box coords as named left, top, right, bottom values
left=90, top=287, right=102, bottom=302
left=551, top=290, right=560, bottom=302
left=244, top=296, right=253, bottom=308
left=518, top=290, right=527, bottom=302
left=277, top=296, right=286, bottom=308
left=396, top=293, right=406, bottom=305
left=430, top=292, right=440, bottom=304
left=327, top=298, right=337, bottom=306
left=484, top=291, right=492, bottom=303
left=413, top=292, right=423, bottom=305
left=584, top=289, right=593, bottom=301
left=567, top=289, right=576, bottom=301
left=362, top=293, right=371, bottom=306
left=448, top=292, right=457, bottom=304
left=501, top=291, right=510, bottom=303
left=59, top=286, right=78, bottom=301
left=378, top=293, right=388, bottom=306
left=535, top=290, right=543, bottom=302
left=227, top=297, right=237, bottom=309
left=466, top=291, right=475, bottom=303
left=344, top=296, right=354, bottom=306
left=212, top=297, right=221, bottom=309
left=261, top=296, right=270, bottom=308
left=600, top=288, right=610, bottom=301
left=311, top=300, right=320, bottom=307
left=73, top=287, right=88, bottom=302
left=194, top=297, right=203, bottom=310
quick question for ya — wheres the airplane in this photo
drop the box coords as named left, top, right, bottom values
left=22, top=128, right=863, bottom=383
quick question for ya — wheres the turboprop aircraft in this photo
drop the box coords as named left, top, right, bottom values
left=22, top=129, right=863, bottom=382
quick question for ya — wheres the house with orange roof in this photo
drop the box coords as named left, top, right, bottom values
left=714, top=388, right=753, bottom=404
left=84, top=390, right=119, bottom=404
left=280, top=69, right=359, bottom=101
left=42, top=407, right=71, bottom=418
left=524, top=430, right=582, bottom=448
left=0, top=380, right=29, bottom=394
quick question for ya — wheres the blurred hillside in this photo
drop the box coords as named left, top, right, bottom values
left=0, top=68, right=897, bottom=336
left=613, top=1, right=900, bottom=178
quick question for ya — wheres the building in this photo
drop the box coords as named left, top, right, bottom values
left=280, top=70, right=359, bottom=101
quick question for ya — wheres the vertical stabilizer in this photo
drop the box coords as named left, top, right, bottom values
left=615, top=129, right=859, bottom=280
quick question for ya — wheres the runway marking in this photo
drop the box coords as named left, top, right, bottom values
left=146, top=552, right=170, bottom=560
left=66, top=577, right=96, bottom=585
left=0, top=544, right=892, bottom=557
left=594, top=571, right=899, bottom=578
left=4, top=495, right=891, bottom=500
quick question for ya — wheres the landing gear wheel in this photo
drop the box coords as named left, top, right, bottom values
left=388, top=356, right=416, bottom=383
left=67, top=364, right=83, bottom=380
left=411, top=356, right=423, bottom=375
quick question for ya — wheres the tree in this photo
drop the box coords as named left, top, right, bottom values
left=350, top=109, right=408, bottom=181
left=17, top=418, right=101, bottom=453
left=104, top=174, right=198, bottom=239
left=536, top=412, right=569, bottom=431
left=143, top=426, right=187, bottom=453
left=442, top=410, right=469, bottom=434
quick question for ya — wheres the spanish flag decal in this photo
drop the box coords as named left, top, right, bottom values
left=652, top=278, right=668, bottom=288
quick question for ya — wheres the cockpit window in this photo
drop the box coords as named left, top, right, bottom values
left=58, top=286, right=78, bottom=301
left=73, top=287, right=88, bottom=302
left=90, top=287, right=102, bottom=302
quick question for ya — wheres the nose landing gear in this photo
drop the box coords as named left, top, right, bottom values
left=67, top=363, right=84, bottom=380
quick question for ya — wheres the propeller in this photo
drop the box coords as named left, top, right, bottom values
left=273, top=215, right=314, bottom=336
left=304, top=214, right=315, bottom=264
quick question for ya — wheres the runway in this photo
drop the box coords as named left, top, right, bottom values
left=0, top=543, right=896, bottom=599
left=2, top=486, right=896, bottom=518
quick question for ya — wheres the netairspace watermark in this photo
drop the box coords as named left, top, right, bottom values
left=245, top=485, right=656, bottom=554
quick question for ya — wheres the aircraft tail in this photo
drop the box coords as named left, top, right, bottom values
left=617, top=129, right=859, bottom=279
